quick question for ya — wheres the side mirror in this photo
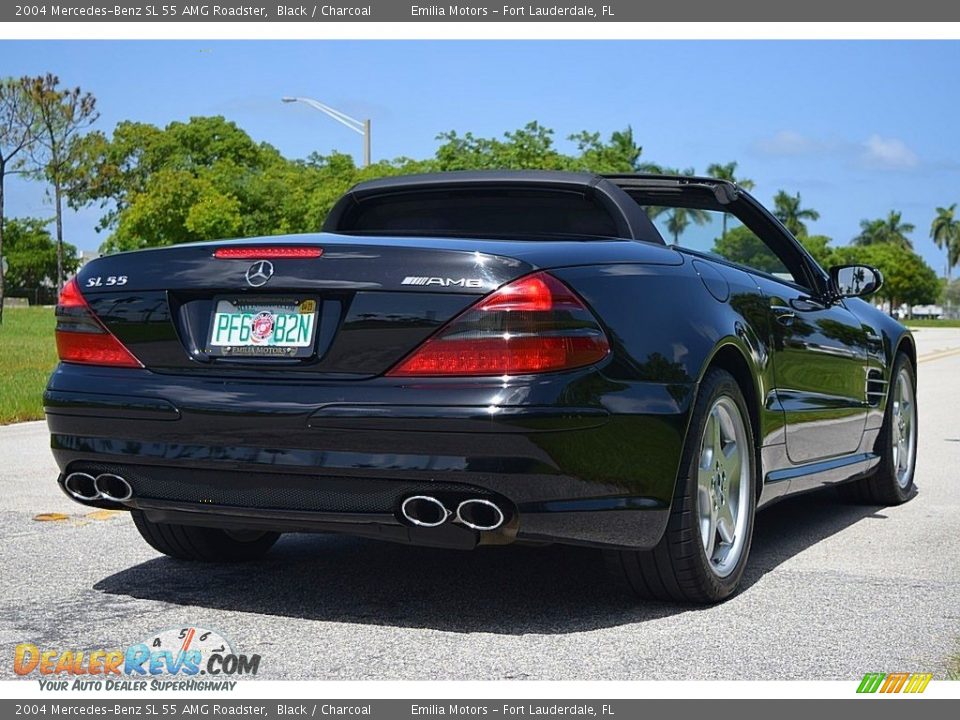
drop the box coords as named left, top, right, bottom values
left=830, top=264, right=883, bottom=298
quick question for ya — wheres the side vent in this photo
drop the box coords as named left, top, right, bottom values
left=866, top=369, right=887, bottom=406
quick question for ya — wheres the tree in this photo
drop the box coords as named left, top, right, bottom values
left=0, top=77, right=37, bottom=324
left=706, top=161, right=755, bottom=240
left=655, top=167, right=709, bottom=244
left=71, top=119, right=666, bottom=252
left=773, top=190, right=820, bottom=237
left=432, top=122, right=663, bottom=175
left=434, top=121, right=568, bottom=171
left=930, top=204, right=960, bottom=280
left=835, top=243, right=939, bottom=313
left=1, top=217, right=78, bottom=294
left=852, top=210, right=915, bottom=249
left=711, top=225, right=784, bottom=274
left=567, top=126, right=661, bottom=173
left=25, top=74, right=98, bottom=292
left=796, top=234, right=837, bottom=270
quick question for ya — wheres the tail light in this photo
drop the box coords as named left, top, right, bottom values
left=387, top=272, right=610, bottom=377
left=55, top=278, right=142, bottom=368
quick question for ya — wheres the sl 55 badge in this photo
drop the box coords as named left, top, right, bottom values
left=86, top=275, right=128, bottom=287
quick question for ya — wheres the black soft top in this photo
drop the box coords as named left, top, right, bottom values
left=322, top=170, right=666, bottom=244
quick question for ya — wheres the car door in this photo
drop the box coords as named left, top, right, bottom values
left=748, top=274, right=870, bottom=464
left=636, top=182, right=872, bottom=465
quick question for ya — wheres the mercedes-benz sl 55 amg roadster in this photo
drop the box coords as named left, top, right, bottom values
left=46, top=171, right=918, bottom=603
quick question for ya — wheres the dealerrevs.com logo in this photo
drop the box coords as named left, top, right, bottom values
left=13, top=626, right=260, bottom=691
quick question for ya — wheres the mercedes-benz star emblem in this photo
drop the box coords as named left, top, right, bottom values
left=245, top=260, right=274, bottom=287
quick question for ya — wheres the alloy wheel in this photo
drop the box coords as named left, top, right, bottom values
left=696, top=396, right=751, bottom=578
left=891, top=367, right=917, bottom=489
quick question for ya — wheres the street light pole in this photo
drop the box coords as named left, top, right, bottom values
left=363, top=118, right=371, bottom=168
left=281, top=96, right=372, bottom=168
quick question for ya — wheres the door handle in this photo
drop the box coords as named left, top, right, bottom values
left=770, top=306, right=796, bottom=326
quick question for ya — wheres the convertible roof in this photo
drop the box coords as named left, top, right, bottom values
left=323, top=170, right=666, bottom=243
left=603, top=173, right=743, bottom=206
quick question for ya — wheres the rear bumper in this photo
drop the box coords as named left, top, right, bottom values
left=45, top=363, right=695, bottom=550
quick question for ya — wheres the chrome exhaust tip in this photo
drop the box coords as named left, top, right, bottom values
left=63, top=472, right=100, bottom=502
left=456, top=499, right=505, bottom=531
left=94, top=473, right=134, bottom=502
left=400, top=495, right=450, bottom=528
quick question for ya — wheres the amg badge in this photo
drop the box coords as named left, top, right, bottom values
left=401, top=276, right=484, bottom=288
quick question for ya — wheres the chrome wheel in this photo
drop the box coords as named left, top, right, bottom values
left=696, top=396, right=751, bottom=578
left=891, top=367, right=917, bottom=489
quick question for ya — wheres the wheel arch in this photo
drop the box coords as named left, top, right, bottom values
left=699, top=341, right=764, bottom=499
left=895, top=331, right=917, bottom=370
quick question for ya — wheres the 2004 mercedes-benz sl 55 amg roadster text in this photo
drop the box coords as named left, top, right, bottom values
left=46, top=171, right=918, bottom=603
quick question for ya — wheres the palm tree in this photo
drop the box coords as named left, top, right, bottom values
left=853, top=210, right=915, bottom=249
left=773, top=191, right=820, bottom=237
left=930, top=204, right=960, bottom=280
left=655, top=167, right=710, bottom=244
left=707, top=161, right=755, bottom=239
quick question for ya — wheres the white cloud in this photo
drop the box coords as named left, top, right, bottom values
left=754, top=130, right=922, bottom=171
left=754, top=130, right=825, bottom=156
left=861, top=134, right=919, bottom=169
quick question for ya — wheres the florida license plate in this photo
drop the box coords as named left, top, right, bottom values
left=208, top=297, right=318, bottom=358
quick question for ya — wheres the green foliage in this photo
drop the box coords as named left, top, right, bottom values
left=773, top=190, right=819, bottom=237
left=69, top=118, right=664, bottom=252
left=433, top=122, right=568, bottom=171
left=835, top=243, right=939, bottom=307
left=22, top=74, right=98, bottom=292
left=567, top=126, right=659, bottom=173
left=53, top=112, right=955, bottom=320
left=1, top=217, right=77, bottom=289
left=705, top=161, right=754, bottom=190
left=930, top=204, right=960, bottom=277
left=0, top=75, right=41, bottom=323
left=650, top=166, right=710, bottom=244
left=853, top=210, right=915, bottom=249
left=797, top=234, right=837, bottom=269
left=711, top=225, right=785, bottom=274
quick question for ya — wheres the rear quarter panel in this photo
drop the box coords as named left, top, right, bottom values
left=552, top=256, right=783, bottom=490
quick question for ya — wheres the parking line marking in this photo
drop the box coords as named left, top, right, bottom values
left=918, top=347, right=960, bottom=364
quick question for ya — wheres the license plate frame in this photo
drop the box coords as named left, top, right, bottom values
left=206, top=296, right=319, bottom=359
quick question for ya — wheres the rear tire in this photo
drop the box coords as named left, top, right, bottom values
left=131, top=510, right=279, bottom=562
left=608, top=368, right=757, bottom=604
left=840, top=351, right=917, bottom=505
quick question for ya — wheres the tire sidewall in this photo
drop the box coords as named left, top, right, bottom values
left=879, top=353, right=918, bottom=502
left=680, top=369, right=758, bottom=600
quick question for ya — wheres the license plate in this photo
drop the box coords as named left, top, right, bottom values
left=208, top=297, right=318, bottom=358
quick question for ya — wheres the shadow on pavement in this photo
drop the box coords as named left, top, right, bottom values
left=94, top=488, right=886, bottom=634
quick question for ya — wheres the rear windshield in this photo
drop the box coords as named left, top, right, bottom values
left=331, top=188, right=623, bottom=240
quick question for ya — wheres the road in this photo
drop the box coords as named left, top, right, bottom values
left=2, top=328, right=959, bottom=681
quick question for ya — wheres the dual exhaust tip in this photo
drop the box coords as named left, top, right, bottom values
left=66, top=473, right=499, bottom=530
left=400, top=496, right=506, bottom=531
left=63, top=472, right=133, bottom=503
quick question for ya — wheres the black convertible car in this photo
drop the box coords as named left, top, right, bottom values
left=46, top=171, right=917, bottom=603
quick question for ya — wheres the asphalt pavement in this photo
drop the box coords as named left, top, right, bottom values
left=2, top=328, right=959, bottom=681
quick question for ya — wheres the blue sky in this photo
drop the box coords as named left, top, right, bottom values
left=1, top=40, right=958, bottom=271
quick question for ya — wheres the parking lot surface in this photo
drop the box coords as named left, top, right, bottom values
left=2, top=328, right=959, bottom=680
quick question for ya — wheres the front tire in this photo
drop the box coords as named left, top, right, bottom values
left=841, top=351, right=917, bottom=505
left=609, top=368, right=757, bottom=603
left=131, top=511, right=279, bottom=562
